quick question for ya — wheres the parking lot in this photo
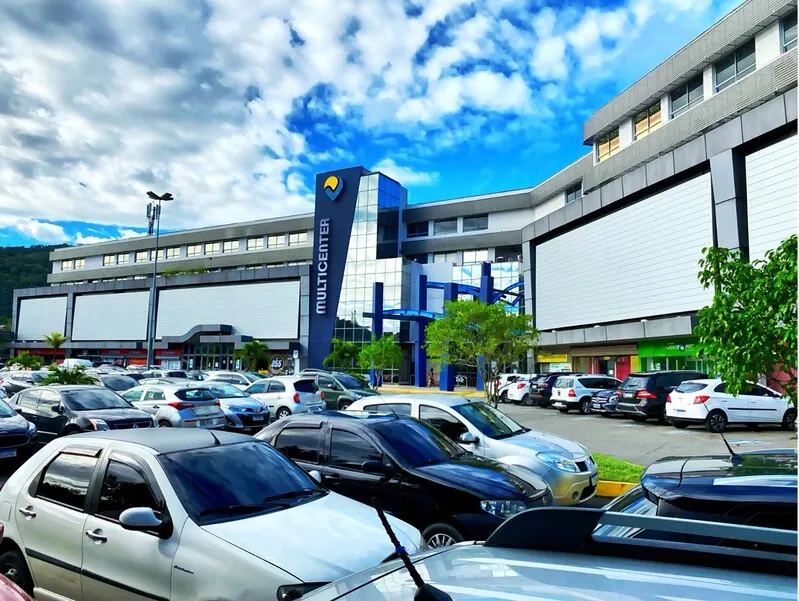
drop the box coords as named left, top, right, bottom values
left=500, top=403, right=796, bottom=466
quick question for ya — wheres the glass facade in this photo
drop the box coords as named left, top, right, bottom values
left=452, top=262, right=523, bottom=313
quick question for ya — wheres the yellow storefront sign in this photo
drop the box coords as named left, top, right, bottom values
left=537, top=352, right=568, bottom=363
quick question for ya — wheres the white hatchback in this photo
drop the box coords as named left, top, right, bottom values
left=244, top=376, right=325, bottom=421
left=666, top=378, right=796, bottom=433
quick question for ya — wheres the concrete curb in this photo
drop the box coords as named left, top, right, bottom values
left=596, top=480, right=637, bottom=497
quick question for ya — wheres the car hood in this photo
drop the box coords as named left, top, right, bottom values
left=0, top=412, right=31, bottom=434
left=498, top=429, right=588, bottom=459
left=201, top=491, right=418, bottom=582
left=74, top=407, right=152, bottom=421
left=415, top=455, right=541, bottom=499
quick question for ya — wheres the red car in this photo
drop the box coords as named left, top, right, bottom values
left=0, top=575, right=32, bottom=601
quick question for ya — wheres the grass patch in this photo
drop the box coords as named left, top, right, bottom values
left=594, top=453, right=644, bottom=484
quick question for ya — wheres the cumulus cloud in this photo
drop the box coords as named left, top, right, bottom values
left=0, top=216, right=69, bottom=243
left=372, top=158, right=440, bottom=186
left=74, top=228, right=146, bottom=245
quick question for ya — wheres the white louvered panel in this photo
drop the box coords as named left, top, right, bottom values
left=746, top=135, right=797, bottom=262
left=156, top=281, right=300, bottom=339
left=536, top=174, right=713, bottom=330
left=72, top=291, right=150, bottom=341
left=17, top=297, right=67, bottom=341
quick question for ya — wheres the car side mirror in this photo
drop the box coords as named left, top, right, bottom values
left=52, top=403, right=63, bottom=413
left=308, top=470, right=322, bottom=484
left=119, top=507, right=171, bottom=539
left=459, top=432, right=479, bottom=445
left=361, top=460, right=394, bottom=476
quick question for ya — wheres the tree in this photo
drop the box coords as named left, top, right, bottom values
left=44, top=332, right=68, bottom=352
left=324, top=338, right=360, bottom=370
left=41, top=365, right=97, bottom=386
left=696, top=235, right=797, bottom=405
left=425, top=300, right=539, bottom=407
left=234, top=340, right=269, bottom=371
left=11, top=352, right=42, bottom=371
left=359, top=335, right=403, bottom=387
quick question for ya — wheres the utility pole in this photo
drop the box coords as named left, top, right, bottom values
left=145, top=191, right=173, bottom=368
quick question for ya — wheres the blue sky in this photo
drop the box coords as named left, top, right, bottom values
left=0, top=0, right=740, bottom=247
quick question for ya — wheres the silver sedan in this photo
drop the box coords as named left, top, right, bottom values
left=122, top=384, right=226, bottom=429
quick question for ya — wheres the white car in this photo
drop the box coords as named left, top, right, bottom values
left=204, top=371, right=264, bottom=390
left=496, top=374, right=535, bottom=403
left=551, top=375, right=621, bottom=414
left=505, top=376, right=535, bottom=403
left=667, top=378, right=796, bottom=433
left=244, top=376, right=325, bottom=421
left=0, top=429, right=421, bottom=601
left=347, top=394, right=598, bottom=505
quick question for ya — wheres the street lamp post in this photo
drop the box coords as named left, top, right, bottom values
left=145, top=191, right=173, bottom=368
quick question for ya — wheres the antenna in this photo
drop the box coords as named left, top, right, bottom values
left=371, top=497, right=452, bottom=601
left=208, top=429, right=221, bottom=446
left=720, top=432, right=743, bottom=465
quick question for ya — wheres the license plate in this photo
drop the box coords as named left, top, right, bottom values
left=195, top=406, right=215, bottom=416
left=252, top=415, right=264, bottom=422
left=199, top=419, right=217, bottom=428
left=0, top=449, right=17, bottom=459
left=590, top=474, right=598, bottom=487
left=623, top=392, right=634, bottom=399
left=675, top=409, right=686, bottom=413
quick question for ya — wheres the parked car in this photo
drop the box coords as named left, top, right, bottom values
left=509, top=372, right=584, bottom=407
left=121, top=384, right=226, bottom=429
left=184, top=370, right=206, bottom=381
left=91, top=373, right=139, bottom=392
left=303, top=371, right=379, bottom=411
left=0, top=397, right=37, bottom=462
left=597, top=448, right=797, bottom=540
left=616, top=370, right=707, bottom=424
left=138, top=377, right=187, bottom=386
left=301, top=505, right=796, bottom=601
left=589, top=387, right=621, bottom=416
left=0, top=575, right=33, bottom=601
left=348, top=395, right=597, bottom=505
left=666, top=378, right=795, bottom=433
left=122, top=372, right=146, bottom=382
left=9, top=385, right=153, bottom=443
left=258, top=411, right=552, bottom=547
left=141, top=369, right=189, bottom=380
left=204, top=371, right=264, bottom=390
left=202, top=382, right=270, bottom=432
left=0, top=372, right=47, bottom=396
left=59, top=358, right=93, bottom=369
left=244, top=376, right=325, bottom=421
left=0, top=429, right=422, bottom=600
left=496, top=374, right=535, bottom=403
left=551, top=375, right=621, bottom=414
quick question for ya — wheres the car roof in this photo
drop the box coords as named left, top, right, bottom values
left=42, top=385, right=102, bottom=391
left=283, top=410, right=398, bottom=424
left=358, top=394, right=478, bottom=408
left=75, top=428, right=252, bottom=454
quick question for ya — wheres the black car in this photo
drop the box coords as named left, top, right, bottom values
left=0, top=371, right=47, bottom=395
left=0, top=396, right=38, bottom=462
left=616, top=370, right=707, bottom=424
left=589, top=388, right=620, bottom=416
left=96, top=374, right=139, bottom=391
left=598, top=448, right=797, bottom=540
left=257, top=411, right=552, bottom=547
left=10, top=385, right=154, bottom=444
left=526, top=372, right=584, bottom=407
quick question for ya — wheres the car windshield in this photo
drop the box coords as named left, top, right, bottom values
left=622, top=376, right=651, bottom=389
left=0, top=399, right=16, bottom=418
left=100, top=376, right=138, bottom=391
left=243, top=372, right=263, bottom=383
left=62, top=388, right=132, bottom=411
left=336, top=374, right=365, bottom=389
left=594, top=486, right=656, bottom=538
left=158, top=440, right=324, bottom=524
left=204, top=383, right=248, bottom=398
left=185, top=372, right=206, bottom=381
left=372, top=418, right=466, bottom=467
left=452, top=402, right=527, bottom=439
left=30, top=373, right=47, bottom=383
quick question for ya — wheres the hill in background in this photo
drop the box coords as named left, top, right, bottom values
left=0, top=245, right=62, bottom=328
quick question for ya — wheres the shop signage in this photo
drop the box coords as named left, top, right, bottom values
left=270, top=355, right=285, bottom=374
left=537, top=352, right=568, bottom=363
left=315, top=217, right=330, bottom=315
left=638, top=339, right=699, bottom=358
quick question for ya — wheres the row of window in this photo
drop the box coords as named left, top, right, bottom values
left=406, top=214, right=489, bottom=239
left=596, top=15, right=796, bottom=163
left=60, top=259, right=86, bottom=270
left=72, top=261, right=312, bottom=283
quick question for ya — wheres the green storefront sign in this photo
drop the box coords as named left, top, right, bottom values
left=638, top=339, right=700, bottom=358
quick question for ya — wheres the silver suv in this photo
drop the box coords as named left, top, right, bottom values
left=122, top=384, right=226, bottom=428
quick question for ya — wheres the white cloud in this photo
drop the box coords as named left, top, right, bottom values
left=372, top=158, right=440, bottom=186
left=74, top=228, right=146, bottom=245
left=0, top=216, right=69, bottom=243
left=531, top=36, right=568, bottom=80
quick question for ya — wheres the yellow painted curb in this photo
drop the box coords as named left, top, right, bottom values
left=596, top=480, right=637, bottom=497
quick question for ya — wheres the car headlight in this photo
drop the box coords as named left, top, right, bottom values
left=26, top=421, right=37, bottom=435
left=87, top=418, right=109, bottom=431
left=480, top=499, right=527, bottom=519
left=537, top=452, right=580, bottom=473
left=276, top=583, right=327, bottom=600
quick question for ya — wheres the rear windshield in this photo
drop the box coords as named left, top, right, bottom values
left=621, top=376, right=651, bottom=390
left=534, top=376, right=548, bottom=384
left=675, top=382, right=707, bottom=393
left=165, top=371, right=187, bottom=378
left=174, top=388, right=216, bottom=401
left=100, top=376, right=138, bottom=391
left=293, top=380, right=318, bottom=393
left=554, top=377, right=572, bottom=388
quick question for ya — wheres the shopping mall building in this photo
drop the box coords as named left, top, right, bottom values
left=11, top=0, right=797, bottom=385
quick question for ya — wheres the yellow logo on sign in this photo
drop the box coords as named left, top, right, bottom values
left=323, top=175, right=343, bottom=201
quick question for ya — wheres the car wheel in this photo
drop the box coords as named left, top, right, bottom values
left=578, top=398, right=590, bottom=415
left=275, top=407, right=292, bottom=420
left=521, top=394, right=533, bottom=407
left=632, top=416, right=648, bottom=423
left=0, top=550, right=33, bottom=595
left=338, top=400, right=352, bottom=411
left=500, top=391, right=508, bottom=403
left=705, top=410, right=728, bottom=433
left=672, top=420, right=689, bottom=429
left=422, top=523, right=464, bottom=549
left=158, top=420, right=172, bottom=428
left=558, top=407, right=569, bottom=413
left=745, top=423, right=759, bottom=431
left=657, top=405, right=672, bottom=425
left=782, top=408, right=796, bottom=431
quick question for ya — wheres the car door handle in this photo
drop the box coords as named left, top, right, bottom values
left=18, top=507, right=36, bottom=519
left=324, top=474, right=341, bottom=485
left=85, top=529, right=107, bottom=544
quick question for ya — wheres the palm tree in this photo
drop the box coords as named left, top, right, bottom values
left=41, top=365, right=97, bottom=386
left=11, top=352, right=42, bottom=371
left=234, top=340, right=269, bottom=371
left=44, top=332, right=68, bottom=352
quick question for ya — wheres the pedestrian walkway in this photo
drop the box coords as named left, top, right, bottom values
left=377, top=384, right=483, bottom=398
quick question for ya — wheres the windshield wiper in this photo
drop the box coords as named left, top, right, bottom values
left=199, top=503, right=265, bottom=517
left=262, top=489, right=320, bottom=503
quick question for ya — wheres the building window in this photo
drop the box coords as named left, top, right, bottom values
left=433, top=252, right=458, bottom=264
left=288, top=232, right=308, bottom=246
left=187, top=244, right=202, bottom=257
left=223, top=240, right=239, bottom=253
left=565, top=183, right=582, bottom=204
left=596, top=130, right=620, bottom=162
left=406, top=221, right=428, bottom=238
left=714, top=39, right=756, bottom=92
left=408, top=254, right=428, bottom=264
left=782, top=12, right=797, bottom=52
left=463, top=249, right=489, bottom=264
left=205, top=242, right=221, bottom=255
left=165, top=247, right=179, bottom=259
left=150, top=249, right=166, bottom=261
left=433, top=219, right=458, bottom=235
left=117, top=253, right=129, bottom=264
left=133, top=275, right=147, bottom=280
left=247, top=237, right=264, bottom=251
left=74, top=258, right=85, bottom=269
left=633, top=103, right=662, bottom=140
left=103, top=255, right=115, bottom=266
left=267, top=234, right=285, bottom=248
left=670, top=73, right=704, bottom=118
left=462, top=214, right=488, bottom=233
left=61, top=260, right=73, bottom=271
left=135, top=251, right=149, bottom=263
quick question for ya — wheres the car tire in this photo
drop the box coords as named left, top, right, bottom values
left=338, top=400, right=352, bottom=411
left=275, top=407, right=292, bottom=420
left=0, top=549, right=33, bottom=595
left=745, top=423, right=759, bottom=431
left=705, top=409, right=728, bottom=433
left=578, top=398, right=590, bottom=415
left=521, top=394, right=533, bottom=407
left=158, top=420, right=172, bottom=428
left=63, top=427, right=81, bottom=436
left=672, top=420, right=689, bottom=429
left=657, top=405, right=672, bottom=425
left=631, top=416, right=648, bottom=423
left=781, top=408, right=796, bottom=431
left=422, top=523, right=464, bottom=549
left=500, top=391, right=508, bottom=403
left=558, top=407, right=569, bottom=413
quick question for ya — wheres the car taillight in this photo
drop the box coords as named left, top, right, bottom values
left=320, top=391, right=325, bottom=400
left=495, top=381, right=501, bottom=387
left=516, top=383, right=525, bottom=389
left=167, top=401, right=194, bottom=410
left=666, top=393, right=673, bottom=403
left=636, top=390, right=656, bottom=399
left=693, top=395, right=710, bottom=404
left=616, top=388, right=622, bottom=396
left=293, top=393, right=300, bottom=403
left=213, top=400, right=220, bottom=406
left=568, top=389, right=576, bottom=397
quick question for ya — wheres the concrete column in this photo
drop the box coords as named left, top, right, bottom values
left=414, top=274, right=428, bottom=387
left=476, top=262, right=493, bottom=392
left=710, top=149, right=749, bottom=259
left=370, top=282, right=384, bottom=387
left=439, top=282, right=457, bottom=392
